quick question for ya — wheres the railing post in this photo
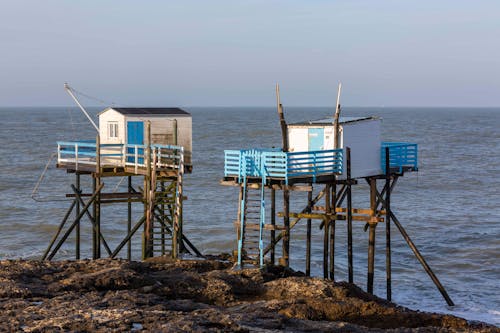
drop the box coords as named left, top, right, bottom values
left=75, top=143, right=79, bottom=171
left=134, top=145, right=138, bottom=174
left=122, top=144, right=126, bottom=166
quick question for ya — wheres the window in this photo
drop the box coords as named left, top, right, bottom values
left=108, top=122, right=119, bottom=138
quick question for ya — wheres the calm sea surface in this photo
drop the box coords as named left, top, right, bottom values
left=0, top=106, right=498, bottom=325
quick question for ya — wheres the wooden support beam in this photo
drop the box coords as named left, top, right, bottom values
left=280, top=212, right=383, bottom=222
left=323, top=184, right=331, bottom=279
left=282, top=189, right=290, bottom=267
left=71, top=185, right=113, bottom=257
left=329, top=182, right=336, bottom=281
left=75, top=173, right=80, bottom=260
left=42, top=199, right=76, bottom=260
left=306, top=188, right=312, bottom=277
left=271, top=188, right=276, bottom=265
left=46, top=183, right=104, bottom=260
left=263, top=188, right=326, bottom=256
left=367, top=177, right=377, bottom=294
left=111, top=216, right=146, bottom=258
left=384, top=147, right=392, bottom=301
left=346, top=147, right=354, bottom=284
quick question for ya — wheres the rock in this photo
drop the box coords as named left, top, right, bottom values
left=0, top=258, right=497, bottom=332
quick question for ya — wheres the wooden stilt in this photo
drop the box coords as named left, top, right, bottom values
left=306, top=187, right=312, bottom=276
left=282, top=189, right=290, bottom=267
left=367, top=177, right=377, bottom=294
left=47, top=183, right=104, bottom=260
left=111, top=216, right=146, bottom=258
left=42, top=200, right=76, bottom=260
left=385, top=147, right=392, bottom=301
left=95, top=135, right=101, bottom=259
left=329, top=182, right=336, bottom=280
left=92, top=176, right=97, bottom=259
left=71, top=185, right=113, bottom=256
left=271, top=188, right=276, bottom=265
left=127, top=176, right=132, bottom=260
left=143, top=122, right=152, bottom=259
left=75, top=173, right=81, bottom=260
left=323, top=184, right=331, bottom=278
left=263, top=188, right=325, bottom=256
left=346, top=147, right=354, bottom=283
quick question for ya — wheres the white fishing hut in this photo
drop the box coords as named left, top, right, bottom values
left=287, top=116, right=382, bottom=179
left=98, top=107, right=192, bottom=167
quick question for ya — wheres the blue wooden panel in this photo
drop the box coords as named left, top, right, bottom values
left=127, top=121, right=144, bottom=163
left=308, top=128, right=324, bottom=151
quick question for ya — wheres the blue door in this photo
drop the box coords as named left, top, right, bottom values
left=308, top=128, right=324, bottom=151
left=127, top=121, right=144, bottom=163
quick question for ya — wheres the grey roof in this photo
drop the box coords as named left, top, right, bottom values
left=289, top=116, right=377, bottom=126
left=108, top=107, right=190, bottom=116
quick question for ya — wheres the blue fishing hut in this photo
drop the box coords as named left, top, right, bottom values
left=222, top=112, right=453, bottom=305
left=44, top=107, right=201, bottom=262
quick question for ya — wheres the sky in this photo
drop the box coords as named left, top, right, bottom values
left=1, top=1, right=499, bottom=107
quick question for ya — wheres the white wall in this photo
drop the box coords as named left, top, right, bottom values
left=287, top=119, right=382, bottom=179
left=99, top=109, right=125, bottom=144
left=288, top=127, right=308, bottom=152
left=339, top=119, right=381, bottom=179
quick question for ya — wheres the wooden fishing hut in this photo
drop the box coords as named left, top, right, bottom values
left=43, top=106, right=201, bottom=261
left=221, top=90, right=454, bottom=305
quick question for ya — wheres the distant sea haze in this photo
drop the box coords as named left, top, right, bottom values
left=0, top=106, right=498, bottom=325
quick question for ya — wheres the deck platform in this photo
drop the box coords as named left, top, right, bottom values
left=56, top=140, right=191, bottom=176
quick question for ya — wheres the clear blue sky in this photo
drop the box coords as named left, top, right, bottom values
left=1, top=1, right=499, bottom=107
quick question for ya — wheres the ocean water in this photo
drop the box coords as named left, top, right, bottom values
left=0, top=106, right=498, bottom=326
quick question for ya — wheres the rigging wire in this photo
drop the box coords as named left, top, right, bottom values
left=31, top=152, right=70, bottom=202
left=70, top=86, right=117, bottom=107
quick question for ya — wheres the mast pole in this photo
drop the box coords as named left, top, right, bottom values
left=333, top=83, right=342, bottom=149
left=64, top=83, right=99, bottom=132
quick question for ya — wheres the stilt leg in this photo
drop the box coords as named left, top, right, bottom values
left=367, top=177, right=377, bottom=294
left=347, top=147, right=354, bottom=283
left=75, top=173, right=81, bottom=260
left=306, top=187, right=312, bottom=276
left=385, top=147, right=392, bottom=301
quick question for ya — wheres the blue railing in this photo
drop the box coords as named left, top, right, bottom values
left=381, top=142, right=418, bottom=173
left=224, top=148, right=343, bottom=184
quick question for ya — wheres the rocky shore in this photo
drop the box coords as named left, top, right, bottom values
left=0, top=256, right=497, bottom=332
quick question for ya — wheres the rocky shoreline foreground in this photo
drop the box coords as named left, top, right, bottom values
left=0, top=257, right=497, bottom=332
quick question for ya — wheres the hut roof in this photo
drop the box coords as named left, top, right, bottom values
left=289, top=116, right=377, bottom=126
left=101, top=107, right=190, bottom=116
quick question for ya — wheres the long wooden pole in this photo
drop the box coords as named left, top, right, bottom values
left=47, top=183, right=104, bottom=260
left=144, top=121, right=152, bottom=259
left=127, top=176, right=132, bottom=260
left=95, top=134, right=101, bottom=259
left=346, top=147, right=354, bottom=283
left=372, top=188, right=454, bottom=306
left=306, top=188, right=312, bottom=276
left=367, top=178, right=377, bottom=294
left=385, top=147, right=392, bottom=301
left=75, top=173, right=81, bottom=260
left=42, top=200, right=76, bottom=260
left=271, top=188, right=276, bottom=265
left=263, top=188, right=326, bottom=255
left=333, top=83, right=342, bottom=149
left=323, top=184, right=331, bottom=278
left=329, top=182, right=336, bottom=280
left=282, top=188, right=290, bottom=267
left=276, top=83, right=289, bottom=152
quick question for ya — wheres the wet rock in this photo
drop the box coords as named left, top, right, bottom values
left=0, top=258, right=497, bottom=332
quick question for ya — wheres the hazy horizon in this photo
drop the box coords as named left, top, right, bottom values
left=1, top=1, right=499, bottom=107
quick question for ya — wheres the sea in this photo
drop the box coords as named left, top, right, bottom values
left=0, top=106, right=498, bottom=326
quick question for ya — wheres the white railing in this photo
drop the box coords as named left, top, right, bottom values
left=57, top=141, right=184, bottom=172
